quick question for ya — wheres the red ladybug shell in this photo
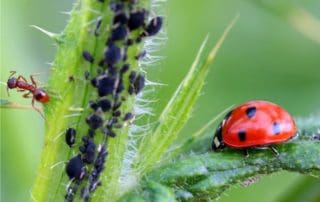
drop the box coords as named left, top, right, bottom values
left=213, top=100, right=296, bottom=149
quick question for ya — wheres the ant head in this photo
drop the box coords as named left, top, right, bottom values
left=34, top=88, right=50, bottom=103
left=7, top=77, right=17, bottom=89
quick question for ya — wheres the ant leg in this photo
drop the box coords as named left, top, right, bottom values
left=18, top=89, right=26, bottom=92
left=23, top=92, right=32, bottom=98
left=16, top=75, right=28, bottom=83
left=30, top=75, right=38, bottom=88
left=9, top=71, right=17, bottom=78
left=269, top=146, right=279, bottom=156
left=31, top=98, right=45, bottom=119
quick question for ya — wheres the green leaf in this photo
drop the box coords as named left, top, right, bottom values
left=120, top=181, right=177, bottom=202
left=133, top=15, right=240, bottom=176
left=120, top=117, right=320, bottom=201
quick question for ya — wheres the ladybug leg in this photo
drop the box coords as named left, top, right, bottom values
left=269, top=146, right=279, bottom=156
left=243, top=149, right=249, bottom=158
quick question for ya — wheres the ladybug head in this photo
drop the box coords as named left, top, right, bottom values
left=212, top=122, right=225, bottom=151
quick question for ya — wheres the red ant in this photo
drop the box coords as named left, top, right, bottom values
left=6, top=71, right=49, bottom=117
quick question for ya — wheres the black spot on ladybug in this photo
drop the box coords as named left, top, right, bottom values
left=272, top=122, right=281, bottom=135
left=238, top=130, right=246, bottom=141
left=246, top=107, right=256, bottom=118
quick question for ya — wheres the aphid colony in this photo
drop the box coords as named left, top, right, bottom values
left=64, top=0, right=163, bottom=201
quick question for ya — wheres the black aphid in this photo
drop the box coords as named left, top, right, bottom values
left=89, top=101, right=99, bottom=111
left=82, top=140, right=96, bottom=164
left=94, top=18, right=102, bottom=37
left=66, top=154, right=85, bottom=180
left=126, top=39, right=134, bottom=46
left=84, top=71, right=90, bottom=80
left=142, top=16, right=163, bottom=37
left=111, top=25, right=128, bottom=41
left=108, top=66, right=118, bottom=76
left=135, top=50, right=146, bottom=60
left=104, top=43, right=121, bottom=66
left=120, top=64, right=130, bottom=74
left=91, top=77, right=98, bottom=87
left=98, top=98, right=112, bottom=112
left=112, top=102, right=122, bottom=111
left=110, top=2, right=124, bottom=12
left=113, top=12, right=128, bottom=25
left=129, top=71, right=137, bottom=82
left=96, top=76, right=116, bottom=97
left=133, top=73, right=145, bottom=94
left=136, top=36, right=142, bottom=43
left=98, top=59, right=105, bottom=67
left=107, top=130, right=116, bottom=137
left=128, top=85, right=134, bottom=95
left=66, top=128, right=76, bottom=147
left=123, top=112, right=134, bottom=121
left=128, top=10, right=146, bottom=30
left=86, top=114, right=103, bottom=130
left=82, top=51, right=94, bottom=63
left=88, top=129, right=95, bottom=138
left=94, top=145, right=107, bottom=172
left=116, top=81, right=124, bottom=93
left=113, top=110, right=121, bottom=117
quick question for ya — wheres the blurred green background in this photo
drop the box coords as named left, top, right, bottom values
left=1, top=0, right=319, bottom=202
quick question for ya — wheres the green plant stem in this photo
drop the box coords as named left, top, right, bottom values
left=30, top=0, right=149, bottom=201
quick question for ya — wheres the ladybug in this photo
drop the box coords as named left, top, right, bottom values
left=212, top=100, right=297, bottom=155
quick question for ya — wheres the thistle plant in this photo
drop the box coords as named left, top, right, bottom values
left=2, top=0, right=318, bottom=202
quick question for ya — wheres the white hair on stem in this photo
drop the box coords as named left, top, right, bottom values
left=119, top=0, right=167, bottom=193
